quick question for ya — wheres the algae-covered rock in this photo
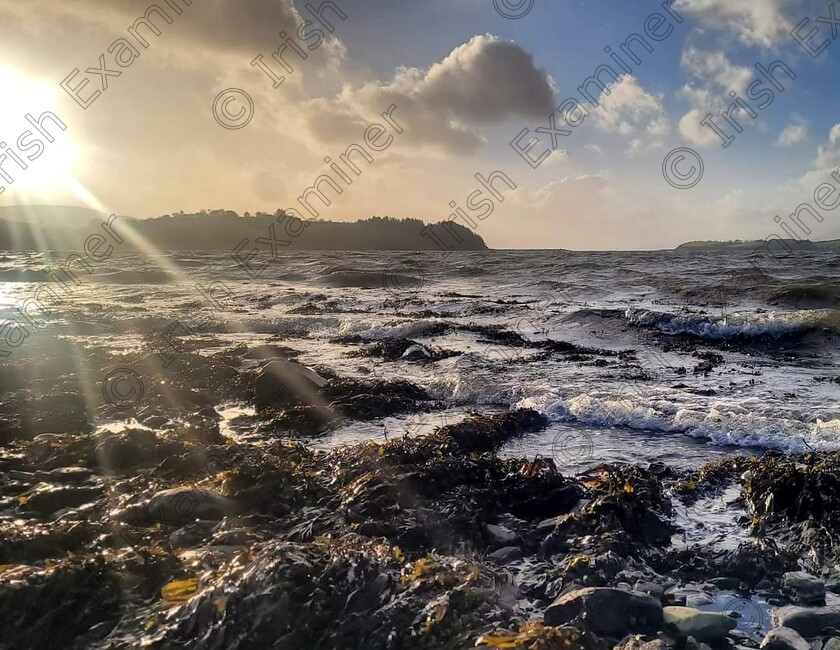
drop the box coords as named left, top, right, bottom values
left=761, top=626, right=811, bottom=650
left=544, top=587, right=663, bottom=637
left=772, top=605, right=840, bottom=638
left=662, top=606, right=736, bottom=641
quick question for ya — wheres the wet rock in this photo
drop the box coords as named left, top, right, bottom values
left=822, top=638, right=840, bottom=650
left=708, top=577, right=741, bottom=590
left=487, top=546, right=523, bottom=564
left=761, top=627, right=811, bottom=650
left=116, top=487, right=235, bottom=526
left=635, top=581, right=665, bottom=600
left=254, top=360, right=326, bottom=408
left=772, top=606, right=840, bottom=638
left=486, top=523, right=517, bottom=546
left=544, top=587, right=663, bottom=637
left=662, top=606, right=736, bottom=641
left=401, top=343, right=432, bottom=361
left=783, top=571, right=826, bottom=605
left=615, top=635, right=669, bottom=650
left=21, top=483, right=102, bottom=515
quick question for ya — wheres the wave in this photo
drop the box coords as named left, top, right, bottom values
left=624, top=307, right=840, bottom=340
left=90, top=270, right=175, bottom=284
left=0, top=269, right=49, bottom=282
left=768, top=284, right=840, bottom=309
left=517, top=391, right=840, bottom=453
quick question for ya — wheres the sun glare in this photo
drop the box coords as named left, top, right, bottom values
left=0, top=68, right=77, bottom=196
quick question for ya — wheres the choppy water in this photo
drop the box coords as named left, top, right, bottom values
left=2, top=249, right=838, bottom=468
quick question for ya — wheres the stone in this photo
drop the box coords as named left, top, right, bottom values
left=708, top=577, right=741, bottom=590
left=662, top=606, right=736, bottom=641
left=772, top=606, right=840, bottom=638
left=783, top=572, right=826, bottom=605
left=761, top=627, right=811, bottom=650
left=254, top=360, right=327, bottom=408
left=116, top=487, right=234, bottom=526
left=614, top=635, right=668, bottom=650
left=685, top=592, right=715, bottom=607
left=634, top=581, right=665, bottom=601
left=486, top=546, right=523, bottom=564
left=22, top=483, right=102, bottom=515
left=400, top=344, right=432, bottom=361
left=822, top=638, right=840, bottom=650
left=544, top=587, right=663, bottom=637
left=486, top=524, right=517, bottom=545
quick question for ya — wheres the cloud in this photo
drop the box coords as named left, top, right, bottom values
left=304, top=34, right=556, bottom=154
left=673, top=0, right=793, bottom=47
left=677, top=46, right=753, bottom=147
left=681, top=46, right=753, bottom=95
left=776, top=122, right=809, bottom=147
left=592, top=76, right=671, bottom=155
left=4, top=0, right=297, bottom=51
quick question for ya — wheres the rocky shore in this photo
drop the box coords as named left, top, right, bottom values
left=2, top=343, right=840, bottom=649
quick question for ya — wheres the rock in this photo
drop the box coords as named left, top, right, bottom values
left=615, top=635, right=668, bottom=650
left=544, top=587, right=663, bottom=637
left=116, top=487, right=234, bottom=526
left=822, top=638, right=840, bottom=650
left=634, top=581, right=665, bottom=600
left=662, top=606, right=736, bottom=641
left=761, top=627, right=810, bottom=650
left=708, top=577, right=741, bottom=590
left=486, top=546, right=523, bottom=564
left=772, top=606, right=840, bottom=638
left=685, top=637, right=713, bottom=650
left=783, top=572, right=826, bottom=605
left=254, top=361, right=327, bottom=408
left=400, top=344, right=432, bottom=361
left=486, top=524, right=517, bottom=546
left=22, top=484, right=102, bottom=515
left=685, top=592, right=715, bottom=607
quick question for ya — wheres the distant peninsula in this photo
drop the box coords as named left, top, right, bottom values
left=676, top=238, right=840, bottom=251
left=0, top=206, right=489, bottom=252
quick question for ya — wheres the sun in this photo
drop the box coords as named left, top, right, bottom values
left=0, top=68, right=77, bottom=196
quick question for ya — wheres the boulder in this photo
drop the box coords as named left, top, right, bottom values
left=486, top=524, right=517, bottom=546
left=761, top=627, right=811, bottom=650
left=486, top=546, right=523, bottom=564
left=772, top=606, right=840, bottom=638
left=783, top=572, right=826, bottom=606
left=254, top=361, right=327, bottom=408
left=663, top=606, right=736, bottom=641
left=22, top=484, right=102, bottom=515
left=823, top=639, right=840, bottom=650
left=634, top=582, right=665, bottom=601
left=116, top=487, right=234, bottom=526
left=615, top=635, right=668, bottom=650
left=400, top=344, right=432, bottom=361
left=544, top=587, right=662, bottom=637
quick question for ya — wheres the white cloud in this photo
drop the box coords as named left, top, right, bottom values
left=592, top=76, right=671, bottom=155
left=681, top=46, right=753, bottom=95
left=776, top=122, right=809, bottom=147
left=673, top=0, right=793, bottom=47
left=677, top=46, right=754, bottom=147
left=304, top=34, right=556, bottom=154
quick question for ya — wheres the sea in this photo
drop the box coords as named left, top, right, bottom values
left=1, top=248, right=838, bottom=472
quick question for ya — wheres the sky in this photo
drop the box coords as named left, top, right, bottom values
left=1, top=0, right=839, bottom=250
